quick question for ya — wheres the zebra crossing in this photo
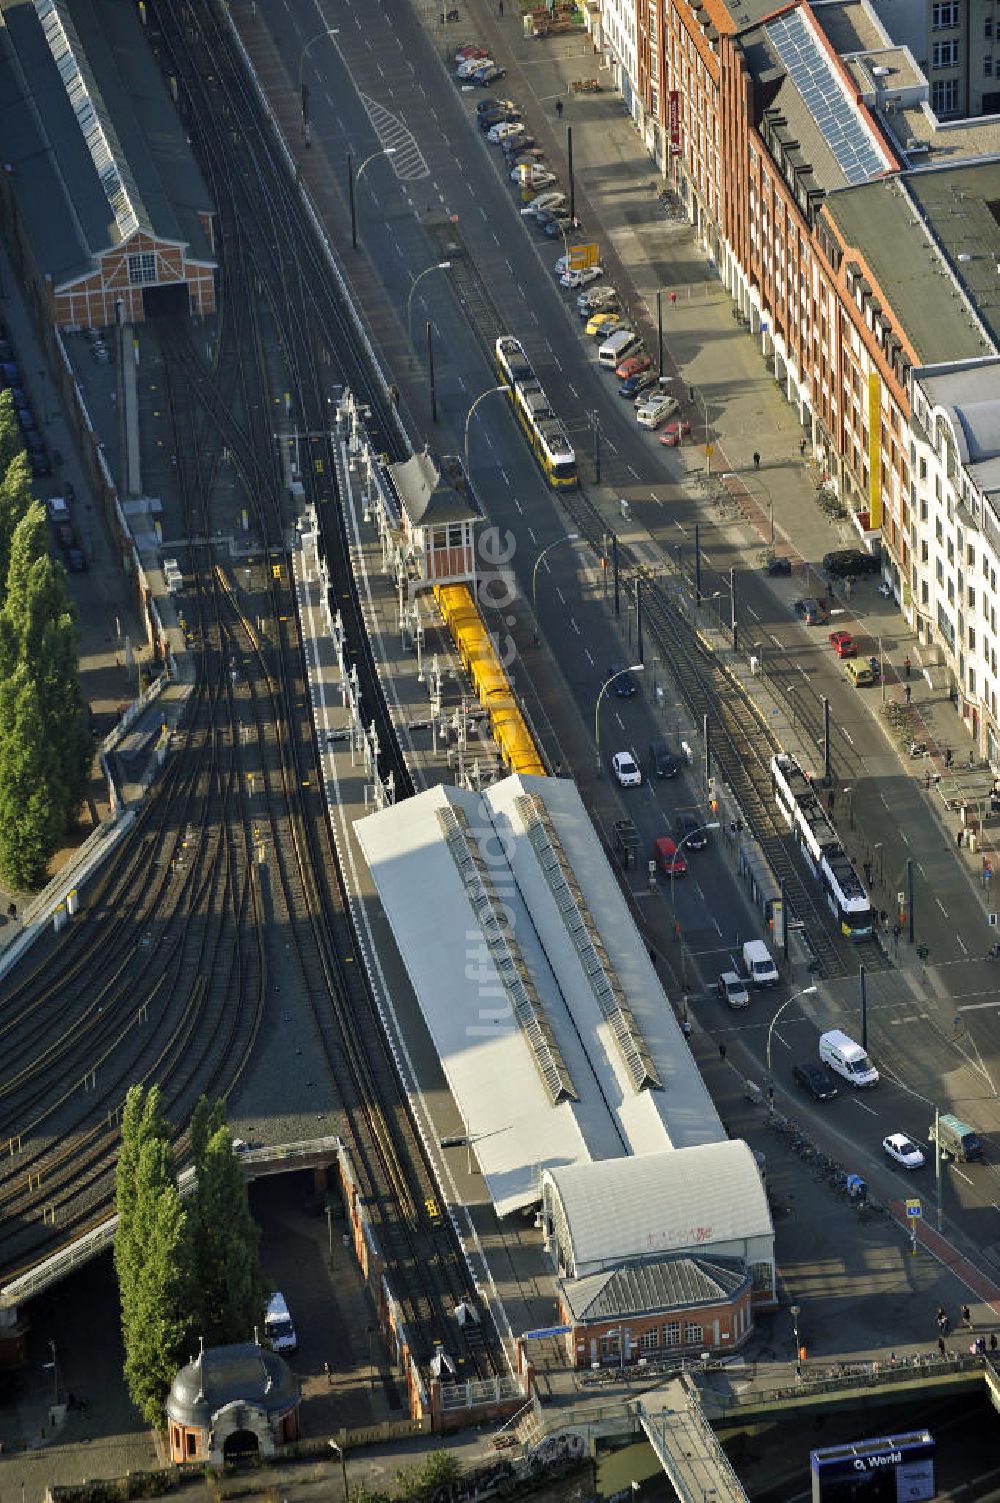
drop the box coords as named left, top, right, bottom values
left=360, top=91, right=430, bottom=180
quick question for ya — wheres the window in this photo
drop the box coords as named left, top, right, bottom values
left=127, top=251, right=156, bottom=286
left=186, top=1432, right=197, bottom=1458
left=933, top=38, right=960, bottom=65
left=447, top=523, right=465, bottom=547
left=932, top=78, right=960, bottom=111
left=932, top=2, right=959, bottom=26
left=684, top=1322, right=703, bottom=1345
left=662, top=1321, right=680, bottom=1348
left=987, top=17, right=993, bottom=36
left=639, top=1328, right=659, bottom=1351
left=987, top=57, right=994, bottom=75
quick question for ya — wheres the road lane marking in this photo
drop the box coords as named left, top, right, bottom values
left=852, top=1099, right=879, bottom=1115
left=571, top=618, right=580, bottom=634
left=615, top=712, right=624, bottom=729
left=555, top=587, right=566, bottom=604
left=584, top=648, right=594, bottom=666
left=937, top=898, right=949, bottom=916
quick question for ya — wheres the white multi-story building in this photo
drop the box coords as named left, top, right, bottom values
left=910, top=363, right=1000, bottom=759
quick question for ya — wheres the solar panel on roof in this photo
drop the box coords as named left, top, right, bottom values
left=768, top=10, right=884, bottom=185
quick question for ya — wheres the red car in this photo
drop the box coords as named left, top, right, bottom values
left=455, top=44, right=489, bottom=61
left=829, top=630, right=857, bottom=658
left=616, top=352, right=652, bottom=381
left=659, top=419, right=692, bottom=447
left=653, top=836, right=687, bottom=878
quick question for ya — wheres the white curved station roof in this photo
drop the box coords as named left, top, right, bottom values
left=543, top=1142, right=771, bottom=1278
left=356, top=775, right=726, bottom=1217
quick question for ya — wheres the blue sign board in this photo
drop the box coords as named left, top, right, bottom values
left=811, top=1430, right=935, bottom=1502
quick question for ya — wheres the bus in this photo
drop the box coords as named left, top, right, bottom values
left=770, top=752, right=874, bottom=941
left=495, top=335, right=578, bottom=489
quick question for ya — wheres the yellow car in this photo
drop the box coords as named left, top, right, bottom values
left=586, top=310, right=627, bottom=338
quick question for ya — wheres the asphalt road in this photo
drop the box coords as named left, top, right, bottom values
left=255, top=0, right=1000, bottom=1277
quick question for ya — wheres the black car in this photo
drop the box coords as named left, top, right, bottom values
left=794, top=596, right=827, bottom=625
left=28, top=449, right=51, bottom=478
left=479, top=107, right=518, bottom=129
left=765, top=553, right=791, bottom=577
left=65, top=546, right=86, bottom=573
left=543, top=214, right=581, bottom=237
left=675, top=812, right=709, bottom=849
left=619, top=370, right=655, bottom=401
left=822, top=548, right=881, bottom=578
left=609, top=663, right=639, bottom=697
left=650, top=737, right=679, bottom=778
left=793, top=1061, right=838, bottom=1101
left=476, top=95, right=516, bottom=115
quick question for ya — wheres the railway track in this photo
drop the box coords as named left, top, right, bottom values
left=427, top=222, right=879, bottom=978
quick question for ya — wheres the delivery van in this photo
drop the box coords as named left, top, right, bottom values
left=598, top=329, right=642, bottom=368
left=819, top=1028, right=879, bottom=1087
left=636, top=394, right=680, bottom=430
left=844, top=659, right=875, bottom=688
left=264, top=1291, right=298, bottom=1353
left=742, top=938, right=779, bottom=987
left=929, top=1113, right=982, bottom=1162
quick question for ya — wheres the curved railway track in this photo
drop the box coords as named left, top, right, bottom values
left=0, top=0, right=505, bottom=1383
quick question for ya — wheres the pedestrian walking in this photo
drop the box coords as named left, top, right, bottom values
left=924, top=770, right=931, bottom=791
left=963, top=1304, right=972, bottom=1330
left=976, top=1336, right=987, bottom=1356
left=799, top=437, right=808, bottom=456
left=827, top=790, right=835, bottom=814
left=904, top=654, right=911, bottom=678
left=498, top=0, right=504, bottom=14
left=904, top=684, right=912, bottom=705
left=753, top=450, right=761, bottom=470
left=719, top=1042, right=727, bottom=1062
left=863, top=861, right=872, bottom=885
left=991, top=1333, right=997, bottom=1353
left=968, top=749, right=976, bottom=769
left=555, top=98, right=563, bottom=119
left=938, top=1336, right=947, bottom=1358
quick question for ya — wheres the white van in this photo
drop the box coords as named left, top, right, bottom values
left=264, top=1291, right=298, bottom=1353
left=598, top=329, right=641, bottom=368
left=742, top=938, right=779, bottom=987
left=636, top=394, right=680, bottom=430
left=818, top=1029, right=879, bottom=1087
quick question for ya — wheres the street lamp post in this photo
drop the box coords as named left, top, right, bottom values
left=328, top=1441, right=349, bottom=1500
left=595, top=664, right=644, bottom=773
left=406, top=261, right=452, bottom=344
left=349, top=147, right=398, bottom=250
left=670, top=821, right=721, bottom=909
left=532, top=533, right=580, bottom=633
left=464, top=384, right=508, bottom=463
left=790, top=1304, right=801, bottom=1359
left=765, top=985, right=820, bottom=1081
left=298, top=28, right=339, bottom=140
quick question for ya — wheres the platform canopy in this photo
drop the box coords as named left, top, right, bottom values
left=356, top=775, right=726, bottom=1217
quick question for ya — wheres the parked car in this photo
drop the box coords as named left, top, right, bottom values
left=480, top=107, right=517, bottom=130
left=501, top=133, right=535, bottom=156
left=659, top=419, right=691, bottom=447
left=476, top=64, right=507, bottom=85
left=586, top=311, right=626, bottom=337
left=64, top=546, right=86, bottom=573
left=487, top=120, right=523, bottom=144
left=0, top=361, right=21, bottom=385
left=649, top=737, right=678, bottom=778
left=456, top=44, right=489, bottom=62
left=46, top=496, right=71, bottom=524
left=54, top=521, right=77, bottom=550
left=616, top=353, right=652, bottom=382
left=792, top=1061, right=838, bottom=1101
left=542, top=213, right=580, bottom=237
left=477, top=95, right=516, bottom=114
left=456, top=55, right=490, bottom=77
left=523, top=191, right=565, bottom=218
left=794, top=597, right=828, bottom=625
left=675, top=812, right=709, bottom=849
left=511, top=164, right=555, bottom=187
left=765, top=554, right=792, bottom=576
left=882, top=1133, right=926, bottom=1170
left=611, top=751, right=642, bottom=788
left=636, top=394, right=679, bottom=430
left=578, top=287, right=618, bottom=315
left=560, top=266, right=603, bottom=289
left=823, top=548, right=881, bottom=577
left=619, top=370, right=656, bottom=401
left=28, top=448, right=51, bottom=478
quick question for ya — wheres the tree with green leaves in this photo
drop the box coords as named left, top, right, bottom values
left=0, top=666, right=68, bottom=888
left=115, top=1086, right=196, bottom=1427
left=190, top=1108, right=266, bottom=1346
left=0, top=389, right=22, bottom=481
left=0, top=455, right=35, bottom=612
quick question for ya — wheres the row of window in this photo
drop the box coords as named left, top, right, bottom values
left=601, top=1321, right=704, bottom=1351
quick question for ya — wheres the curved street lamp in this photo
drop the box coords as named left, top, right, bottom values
left=595, top=664, right=644, bottom=771
left=669, top=820, right=721, bottom=908
left=765, top=983, right=820, bottom=1077
left=349, top=147, right=398, bottom=250
left=532, top=533, right=580, bottom=623
left=298, top=28, right=339, bottom=139
left=463, top=384, right=508, bottom=463
left=406, top=261, right=452, bottom=344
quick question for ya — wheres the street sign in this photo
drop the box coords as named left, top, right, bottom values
left=569, top=242, right=600, bottom=269
left=905, top=1198, right=922, bottom=1219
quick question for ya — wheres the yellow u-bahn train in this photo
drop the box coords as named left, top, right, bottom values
left=435, top=582, right=546, bottom=777
left=495, top=335, right=578, bottom=490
